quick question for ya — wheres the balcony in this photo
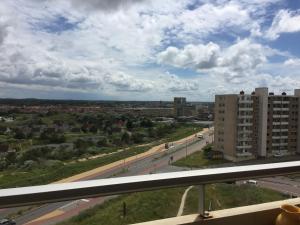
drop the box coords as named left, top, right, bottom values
left=237, top=123, right=253, bottom=126
left=272, top=143, right=288, bottom=146
left=238, top=108, right=253, bottom=111
left=272, top=136, right=288, bottom=139
left=273, top=115, right=289, bottom=118
left=1, top=162, right=300, bottom=225
left=273, top=108, right=289, bottom=111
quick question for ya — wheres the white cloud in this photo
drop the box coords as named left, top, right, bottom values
left=284, top=58, right=300, bottom=66
left=104, top=72, right=154, bottom=92
left=178, top=2, right=258, bottom=40
left=266, top=9, right=300, bottom=40
left=0, top=0, right=298, bottom=101
left=157, top=42, right=220, bottom=69
left=69, top=0, right=147, bottom=12
left=158, top=39, right=267, bottom=84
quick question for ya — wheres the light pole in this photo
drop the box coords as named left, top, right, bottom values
left=185, top=139, right=188, bottom=158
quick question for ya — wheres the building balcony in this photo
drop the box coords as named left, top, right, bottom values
left=272, top=122, right=289, bottom=125
left=237, top=123, right=253, bottom=126
left=273, top=108, right=289, bottom=111
left=273, top=115, right=289, bottom=118
left=238, top=100, right=253, bottom=104
left=238, top=115, right=253, bottom=119
left=236, top=145, right=252, bottom=149
left=238, top=108, right=253, bottom=111
left=272, top=129, right=288, bottom=132
left=1, top=162, right=300, bottom=225
left=272, top=143, right=288, bottom=146
left=273, top=101, right=290, bottom=104
left=272, top=136, right=288, bottom=139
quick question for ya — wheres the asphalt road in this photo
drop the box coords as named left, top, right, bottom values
left=9, top=131, right=212, bottom=225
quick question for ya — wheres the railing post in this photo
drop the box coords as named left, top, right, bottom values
left=199, top=184, right=210, bottom=218
left=198, top=184, right=205, bottom=216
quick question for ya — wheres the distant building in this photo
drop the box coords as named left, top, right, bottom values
left=214, top=87, right=300, bottom=161
left=174, top=97, right=187, bottom=117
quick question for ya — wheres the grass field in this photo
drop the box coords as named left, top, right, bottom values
left=172, top=150, right=228, bottom=168
left=58, top=188, right=186, bottom=225
left=164, top=125, right=202, bottom=142
left=57, top=183, right=286, bottom=225
left=183, top=183, right=286, bottom=215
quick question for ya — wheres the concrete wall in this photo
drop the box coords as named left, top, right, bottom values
left=255, top=87, right=268, bottom=157
left=295, top=89, right=300, bottom=154
left=214, top=95, right=238, bottom=160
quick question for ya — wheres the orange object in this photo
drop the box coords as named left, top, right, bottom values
left=276, top=204, right=300, bottom=225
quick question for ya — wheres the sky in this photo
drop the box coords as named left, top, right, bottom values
left=0, top=0, right=300, bottom=101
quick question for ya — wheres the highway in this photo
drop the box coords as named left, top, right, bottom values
left=8, top=129, right=213, bottom=225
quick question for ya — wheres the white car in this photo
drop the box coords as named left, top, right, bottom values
left=244, top=180, right=257, bottom=185
left=196, top=134, right=203, bottom=139
left=274, top=152, right=283, bottom=157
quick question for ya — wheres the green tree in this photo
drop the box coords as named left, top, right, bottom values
left=121, top=132, right=131, bottom=144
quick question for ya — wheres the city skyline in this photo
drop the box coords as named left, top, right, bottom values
left=0, top=0, right=300, bottom=101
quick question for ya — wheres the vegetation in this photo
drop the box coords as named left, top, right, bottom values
left=0, top=112, right=202, bottom=171
left=58, top=188, right=185, bottom=225
left=0, top=145, right=149, bottom=188
left=172, top=145, right=228, bottom=168
left=58, top=183, right=286, bottom=225
left=0, top=112, right=202, bottom=188
left=184, top=183, right=286, bottom=214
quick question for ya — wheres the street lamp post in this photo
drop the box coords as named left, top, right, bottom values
left=185, top=139, right=188, bottom=158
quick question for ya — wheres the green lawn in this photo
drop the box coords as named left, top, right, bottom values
left=172, top=150, right=228, bottom=168
left=58, top=188, right=185, bottom=225
left=165, top=125, right=202, bottom=142
left=183, top=183, right=286, bottom=215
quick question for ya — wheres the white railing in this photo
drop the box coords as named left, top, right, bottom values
left=0, top=162, right=300, bottom=217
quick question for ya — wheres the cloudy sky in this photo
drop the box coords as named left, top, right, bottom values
left=0, top=0, right=300, bottom=101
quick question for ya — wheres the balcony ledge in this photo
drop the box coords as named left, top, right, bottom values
left=133, top=198, right=300, bottom=225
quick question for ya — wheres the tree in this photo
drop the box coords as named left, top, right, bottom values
left=132, top=132, right=145, bottom=143
left=6, top=151, right=17, bottom=164
left=14, top=130, right=26, bottom=139
left=140, top=118, right=153, bottom=128
left=121, top=132, right=131, bottom=144
left=97, top=137, right=108, bottom=147
left=126, top=120, right=133, bottom=130
left=90, top=126, right=98, bottom=134
left=81, top=124, right=89, bottom=133
left=148, top=127, right=157, bottom=138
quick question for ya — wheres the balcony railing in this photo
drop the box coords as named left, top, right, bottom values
left=1, top=160, right=300, bottom=223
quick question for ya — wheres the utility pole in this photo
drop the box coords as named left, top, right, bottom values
left=185, top=139, right=188, bottom=158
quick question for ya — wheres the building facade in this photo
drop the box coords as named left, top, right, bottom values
left=174, top=97, right=187, bottom=117
left=214, top=87, right=300, bottom=161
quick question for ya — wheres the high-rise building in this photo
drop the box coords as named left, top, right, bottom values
left=214, top=87, right=300, bottom=161
left=174, top=97, right=187, bottom=117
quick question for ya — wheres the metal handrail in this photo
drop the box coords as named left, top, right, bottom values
left=0, top=161, right=300, bottom=208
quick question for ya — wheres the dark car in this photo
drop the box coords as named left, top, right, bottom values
left=0, top=219, right=16, bottom=225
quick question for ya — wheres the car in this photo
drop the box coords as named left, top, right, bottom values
left=244, top=180, right=257, bottom=185
left=274, top=152, right=283, bottom=157
left=196, top=134, right=203, bottom=139
left=0, top=219, right=16, bottom=225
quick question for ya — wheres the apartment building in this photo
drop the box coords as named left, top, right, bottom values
left=214, top=87, right=300, bottom=161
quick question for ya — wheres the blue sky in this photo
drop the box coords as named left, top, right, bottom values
left=0, top=0, right=300, bottom=101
